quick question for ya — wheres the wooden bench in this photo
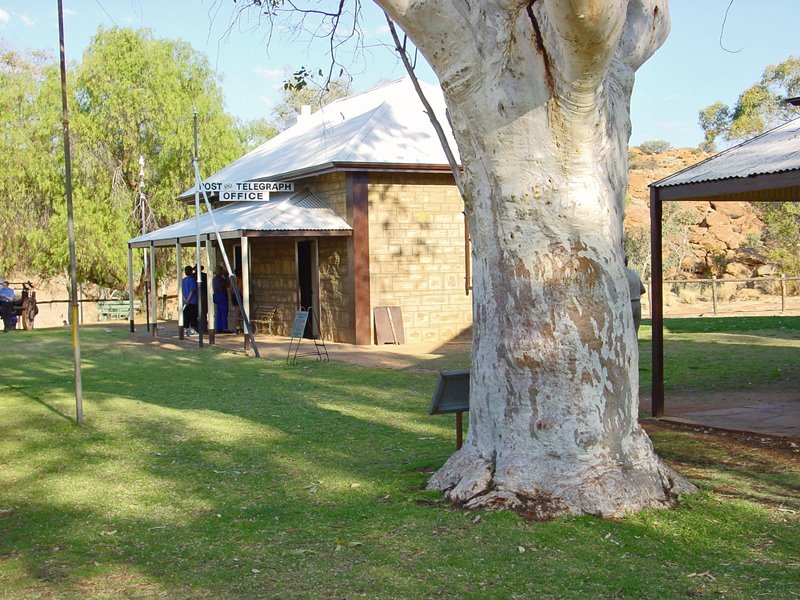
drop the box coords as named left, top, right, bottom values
left=251, top=303, right=279, bottom=335
left=98, top=300, right=141, bottom=321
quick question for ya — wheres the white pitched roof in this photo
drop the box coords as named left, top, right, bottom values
left=129, top=190, right=351, bottom=247
left=184, top=77, right=458, bottom=196
left=653, top=117, right=800, bottom=188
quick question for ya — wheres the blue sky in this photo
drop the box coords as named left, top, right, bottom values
left=0, top=0, right=797, bottom=149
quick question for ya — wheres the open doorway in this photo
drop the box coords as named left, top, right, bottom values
left=296, top=240, right=319, bottom=338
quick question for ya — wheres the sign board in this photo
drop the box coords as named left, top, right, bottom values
left=290, top=309, right=310, bottom=339
left=428, top=369, right=470, bottom=415
left=199, top=181, right=294, bottom=202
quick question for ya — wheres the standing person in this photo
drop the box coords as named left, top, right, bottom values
left=212, top=266, right=230, bottom=333
left=194, top=265, right=208, bottom=335
left=181, top=266, right=198, bottom=335
left=0, top=279, right=15, bottom=332
left=625, top=257, right=646, bottom=334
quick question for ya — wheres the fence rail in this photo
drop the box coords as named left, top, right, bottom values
left=644, top=275, right=799, bottom=317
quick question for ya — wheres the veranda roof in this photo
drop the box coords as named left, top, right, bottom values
left=128, top=190, right=351, bottom=248
left=179, top=77, right=458, bottom=199
left=651, top=116, right=800, bottom=202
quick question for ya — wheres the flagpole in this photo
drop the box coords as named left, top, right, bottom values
left=57, top=0, right=83, bottom=424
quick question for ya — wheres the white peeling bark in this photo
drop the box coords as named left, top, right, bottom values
left=376, top=0, right=695, bottom=517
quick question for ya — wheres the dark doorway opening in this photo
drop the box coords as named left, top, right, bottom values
left=297, top=240, right=317, bottom=338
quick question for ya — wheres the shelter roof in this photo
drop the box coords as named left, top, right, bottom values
left=181, top=77, right=458, bottom=199
left=129, top=190, right=351, bottom=248
left=650, top=117, right=800, bottom=202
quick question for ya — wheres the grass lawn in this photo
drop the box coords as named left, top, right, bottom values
left=0, top=323, right=798, bottom=599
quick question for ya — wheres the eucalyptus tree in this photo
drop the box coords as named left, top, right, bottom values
left=237, top=0, right=695, bottom=518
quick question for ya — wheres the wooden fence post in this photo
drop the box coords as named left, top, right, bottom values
left=711, top=276, right=718, bottom=315
left=781, top=274, right=787, bottom=313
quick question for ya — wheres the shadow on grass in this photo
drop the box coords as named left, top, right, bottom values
left=1, top=328, right=798, bottom=598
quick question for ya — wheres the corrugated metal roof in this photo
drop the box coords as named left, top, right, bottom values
left=182, top=77, right=458, bottom=197
left=129, top=190, right=351, bottom=246
left=652, top=117, right=800, bottom=188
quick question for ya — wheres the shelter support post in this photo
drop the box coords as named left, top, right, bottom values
left=149, top=243, right=157, bottom=337
left=650, top=188, right=665, bottom=417
left=127, top=245, right=135, bottom=332
left=177, top=242, right=184, bottom=340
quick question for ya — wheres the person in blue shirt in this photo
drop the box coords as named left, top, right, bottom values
left=181, top=266, right=198, bottom=335
left=0, top=279, right=15, bottom=332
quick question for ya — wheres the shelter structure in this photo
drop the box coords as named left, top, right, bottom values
left=128, top=78, right=471, bottom=345
left=649, top=116, right=800, bottom=416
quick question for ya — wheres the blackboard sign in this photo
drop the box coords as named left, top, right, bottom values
left=290, top=310, right=310, bottom=339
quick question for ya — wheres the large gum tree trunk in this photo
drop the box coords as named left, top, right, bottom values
left=377, top=0, right=695, bottom=517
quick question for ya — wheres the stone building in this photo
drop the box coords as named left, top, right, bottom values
left=129, top=78, right=472, bottom=345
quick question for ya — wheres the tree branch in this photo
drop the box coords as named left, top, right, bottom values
left=384, top=15, right=463, bottom=196
left=616, top=0, right=670, bottom=71
left=541, top=0, right=628, bottom=88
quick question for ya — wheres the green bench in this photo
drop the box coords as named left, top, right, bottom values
left=98, top=300, right=141, bottom=321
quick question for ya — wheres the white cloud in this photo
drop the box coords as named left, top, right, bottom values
left=258, top=95, right=274, bottom=109
left=253, top=66, right=282, bottom=81
left=0, top=8, right=11, bottom=23
left=63, top=8, right=76, bottom=16
left=20, top=14, right=34, bottom=26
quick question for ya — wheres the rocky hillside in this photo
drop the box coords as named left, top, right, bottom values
left=625, top=146, right=770, bottom=278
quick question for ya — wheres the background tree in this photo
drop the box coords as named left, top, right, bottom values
left=272, top=74, right=352, bottom=130
left=237, top=116, right=279, bottom=150
left=697, top=101, right=729, bottom=152
left=0, top=28, right=243, bottom=287
left=0, top=45, right=55, bottom=277
left=760, top=202, right=800, bottom=279
left=699, top=55, right=800, bottom=147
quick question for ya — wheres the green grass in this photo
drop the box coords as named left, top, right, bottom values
left=638, top=316, right=800, bottom=392
left=0, top=325, right=798, bottom=599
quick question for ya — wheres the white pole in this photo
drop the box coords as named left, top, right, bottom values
left=149, top=243, right=157, bottom=337
left=57, top=0, right=83, bottom=425
left=176, top=241, right=184, bottom=339
left=242, top=235, right=251, bottom=323
left=191, top=161, right=260, bottom=357
left=127, top=245, right=135, bottom=332
left=192, top=110, right=203, bottom=348
left=205, top=240, right=215, bottom=343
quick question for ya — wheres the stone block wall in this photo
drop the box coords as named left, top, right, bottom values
left=367, top=172, right=472, bottom=343
left=249, top=237, right=298, bottom=336
left=318, top=236, right=354, bottom=342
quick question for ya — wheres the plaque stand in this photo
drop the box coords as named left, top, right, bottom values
left=287, top=307, right=329, bottom=365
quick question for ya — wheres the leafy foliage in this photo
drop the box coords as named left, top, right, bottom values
left=697, top=101, right=729, bottom=152
left=236, top=116, right=279, bottom=151
left=761, top=202, right=800, bottom=276
left=698, top=55, right=800, bottom=147
left=637, top=139, right=671, bottom=155
left=272, top=73, right=352, bottom=130
left=662, top=202, right=698, bottom=278
left=696, top=56, right=800, bottom=278
left=0, top=28, right=243, bottom=288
